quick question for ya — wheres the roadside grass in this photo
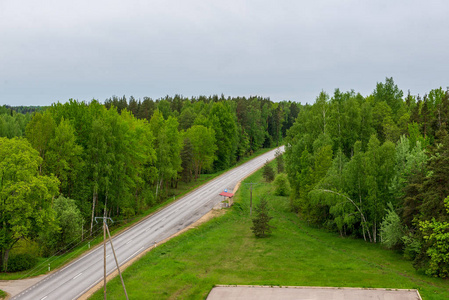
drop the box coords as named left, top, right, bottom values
left=0, top=289, right=6, bottom=299
left=0, top=147, right=275, bottom=280
left=91, top=164, right=449, bottom=300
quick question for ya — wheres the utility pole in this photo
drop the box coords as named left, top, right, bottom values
left=103, top=195, right=107, bottom=300
left=244, top=183, right=258, bottom=216
left=95, top=216, right=129, bottom=300
left=103, top=216, right=106, bottom=300
left=95, top=215, right=109, bottom=300
left=105, top=222, right=129, bottom=300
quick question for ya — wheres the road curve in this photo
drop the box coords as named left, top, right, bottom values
left=13, top=146, right=284, bottom=300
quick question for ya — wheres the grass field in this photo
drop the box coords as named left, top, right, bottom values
left=90, top=165, right=449, bottom=300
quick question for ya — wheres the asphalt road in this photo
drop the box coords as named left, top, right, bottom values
left=13, top=146, right=284, bottom=300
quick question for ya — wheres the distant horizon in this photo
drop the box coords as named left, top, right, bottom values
left=3, top=82, right=448, bottom=108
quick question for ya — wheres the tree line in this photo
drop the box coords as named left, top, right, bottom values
left=0, top=95, right=298, bottom=271
left=284, top=78, right=449, bottom=277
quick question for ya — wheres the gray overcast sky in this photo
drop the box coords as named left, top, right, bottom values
left=1, top=0, right=448, bottom=106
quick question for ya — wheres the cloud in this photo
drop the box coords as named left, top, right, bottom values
left=1, top=0, right=448, bottom=105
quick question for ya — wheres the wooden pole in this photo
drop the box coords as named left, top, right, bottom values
left=106, top=224, right=129, bottom=300
left=103, top=219, right=106, bottom=300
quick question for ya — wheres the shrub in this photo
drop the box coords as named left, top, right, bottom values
left=39, top=195, right=83, bottom=255
left=7, top=253, right=38, bottom=272
left=402, top=232, right=421, bottom=260
left=262, top=160, right=275, bottom=182
left=417, top=197, right=449, bottom=277
left=273, top=173, right=290, bottom=196
left=380, top=203, right=403, bottom=249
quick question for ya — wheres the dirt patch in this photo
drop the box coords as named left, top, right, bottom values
left=0, top=275, right=47, bottom=299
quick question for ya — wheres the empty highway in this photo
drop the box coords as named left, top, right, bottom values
left=13, top=146, right=284, bottom=300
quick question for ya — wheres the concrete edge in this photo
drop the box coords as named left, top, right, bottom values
left=210, top=285, right=422, bottom=299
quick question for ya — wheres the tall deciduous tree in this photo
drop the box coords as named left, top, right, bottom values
left=209, top=102, right=237, bottom=170
left=46, top=117, right=83, bottom=197
left=0, top=137, right=59, bottom=271
left=185, top=125, right=217, bottom=179
left=25, top=111, right=56, bottom=174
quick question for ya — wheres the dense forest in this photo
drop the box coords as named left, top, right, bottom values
left=0, top=95, right=298, bottom=271
left=284, top=78, right=449, bottom=277
left=2, top=78, right=449, bottom=279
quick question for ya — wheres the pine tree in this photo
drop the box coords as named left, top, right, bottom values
left=275, top=148, right=284, bottom=173
left=251, top=198, right=274, bottom=238
left=262, top=160, right=275, bottom=182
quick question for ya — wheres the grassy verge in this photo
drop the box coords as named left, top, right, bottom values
left=0, top=290, right=6, bottom=299
left=91, top=162, right=449, bottom=300
left=0, top=147, right=276, bottom=280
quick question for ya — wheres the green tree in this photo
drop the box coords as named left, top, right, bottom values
left=86, top=104, right=114, bottom=234
left=209, top=102, right=238, bottom=170
left=380, top=203, right=404, bottom=249
left=418, top=197, right=449, bottom=277
left=0, top=137, right=59, bottom=271
left=373, top=77, right=404, bottom=117
left=45, top=117, right=83, bottom=197
left=178, top=107, right=196, bottom=130
left=274, top=148, right=284, bottom=173
left=40, top=195, right=83, bottom=254
left=273, top=173, right=290, bottom=196
left=251, top=198, right=274, bottom=238
left=185, top=125, right=217, bottom=179
left=25, top=111, right=56, bottom=174
left=365, top=135, right=396, bottom=242
left=180, top=137, right=195, bottom=183
left=262, top=160, right=275, bottom=182
left=149, top=111, right=182, bottom=199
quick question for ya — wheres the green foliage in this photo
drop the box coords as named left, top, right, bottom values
left=1, top=96, right=300, bottom=270
left=0, top=137, right=59, bottom=271
left=380, top=203, right=403, bottom=249
left=185, top=125, right=217, bottom=179
left=274, top=148, right=284, bottom=173
left=273, top=173, right=290, bottom=196
left=39, top=196, right=84, bottom=255
left=209, top=102, right=238, bottom=170
left=402, top=233, right=421, bottom=261
left=0, top=111, right=31, bottom=138
left=5, top=253, right=38, bottom=272
left=92, top=165, right=449, bottom=300
left=251, top=198, right=274, bottom=238
left=373, top=77, right=404, bottom=117
left=45, top=117, right=83, bottom=196
left=149, top=110, right=182, bottom=199
left=418, top=197, right=449, bottom=277
left=262, top=161, right=275, bottom=182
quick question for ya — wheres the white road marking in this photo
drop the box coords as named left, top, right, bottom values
left=125, top=246, right=144, bottom=262
left=73, top=273, right=82, bottom=280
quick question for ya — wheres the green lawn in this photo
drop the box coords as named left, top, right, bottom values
left=90, top=167, right=449, bottom=300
